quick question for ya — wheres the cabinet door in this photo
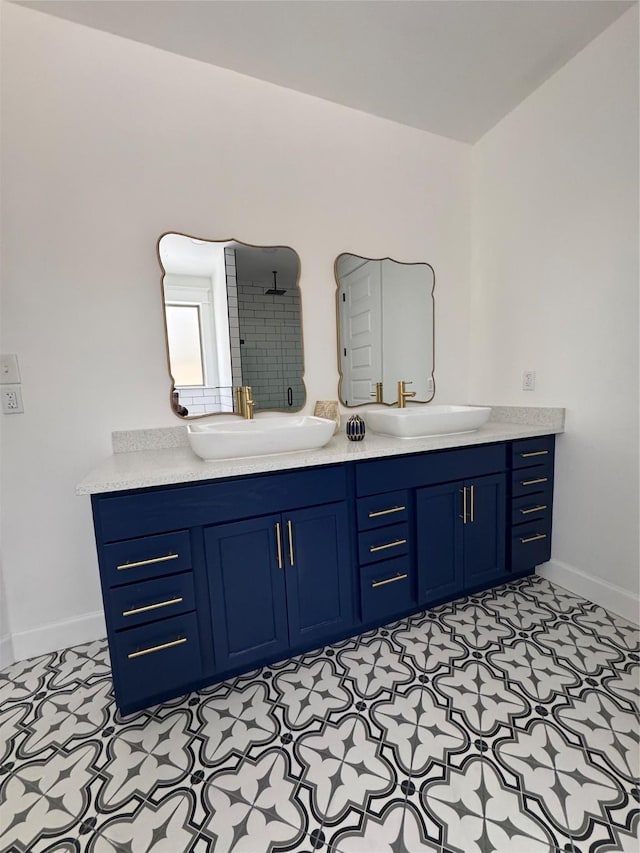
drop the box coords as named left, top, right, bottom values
left=416, top=481, right=464, bottom=605
left=284, top=503, right=353, bottom=646
left=463, top=473, right=506, bottom=588
left=204, top=516, right=289, bottom=671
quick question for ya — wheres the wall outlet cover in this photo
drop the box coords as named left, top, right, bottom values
left=2, top=385, right=24, bottom=414
left=522, top=370, right=536, bottom=391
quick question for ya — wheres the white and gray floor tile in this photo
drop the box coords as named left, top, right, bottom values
left=1, top=576, right=639, bottom=852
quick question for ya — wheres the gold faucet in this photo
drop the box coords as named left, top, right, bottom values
left=235, top=386, right=245, bottom=416
left=397, top=380, right=416, bottom=408
left=235, top=385, right=255, bottom=419
left=370, top=382, right=384, bottom=404
left=241, top=385, right=254, bottom=420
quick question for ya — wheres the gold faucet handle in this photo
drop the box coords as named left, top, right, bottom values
left=370, top=382, right=384, bottom=403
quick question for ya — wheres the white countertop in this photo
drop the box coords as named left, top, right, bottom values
left=77, top=409, right=564, bottom=495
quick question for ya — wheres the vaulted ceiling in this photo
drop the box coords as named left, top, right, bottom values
left=15, top=0, right=634, bottom=142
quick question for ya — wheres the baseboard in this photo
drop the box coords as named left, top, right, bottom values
left=10, top=610, right=107, bottom=662
left=0, top=634, right=15, bottom=670
left=538, top=559, right=640, bottom=626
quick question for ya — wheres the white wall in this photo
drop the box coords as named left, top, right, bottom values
left=470, top=7, right=639, bottom=621
left=0, top=3, right=471, bottom=661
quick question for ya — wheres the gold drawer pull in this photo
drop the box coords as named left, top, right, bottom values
left=122, top=596, right=183, bottom=618
left=520, top=504, right=548, bottom=516
left=117, top=553, right=179, bottom=571
left=127, top=637, right=187, bottom=659
left=520, top=533, right=547, bottom=544
left=370, top=538, right=407, bottom=553
left=368, top=506, right=406, bottom=518
left=275, top=522, right=283, bottom=569
left=520, top=477, right=548, bottom=486
left=287, top=519, right=295, bottom=566
left=372, top=572, right=408, bottom=589
left=520, top=450, right=549, bottom=458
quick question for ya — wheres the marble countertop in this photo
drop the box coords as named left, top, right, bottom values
left=77, top=406, right=565, bottom=495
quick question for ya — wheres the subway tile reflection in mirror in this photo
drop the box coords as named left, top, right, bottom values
left=158, top=233, right=305, bottom=418
left=336, top=253, right=435, bottom=407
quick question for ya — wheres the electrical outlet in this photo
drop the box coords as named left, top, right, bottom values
left=522, top=370, right=536, bottom=391
left=0, top=354, right=20, bottom=384
left=2, top=385, right=24, bottom=414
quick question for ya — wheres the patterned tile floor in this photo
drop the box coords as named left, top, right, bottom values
left=1, top=576, right=639, bottom=853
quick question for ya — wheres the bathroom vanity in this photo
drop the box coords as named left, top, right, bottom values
left=79, top=412, right=561, bottom=715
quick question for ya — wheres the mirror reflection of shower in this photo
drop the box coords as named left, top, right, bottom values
left=265, top=270, right=287, bottom=296
left=235, top=254, right=304, bottom=411
left=159, top=234, right=305, bottom=417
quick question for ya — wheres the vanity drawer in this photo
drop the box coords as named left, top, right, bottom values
left=360, top=557, right=414, bottom=624
left=112, top=612, right=203, bottom=710
left=356, top=443, right=506, bottom=496
left=511, top=436, right=555, bottom=469
left=511, top=492, right=553, bottom=526
left=95, top=466, right=346, bottom=541
left=357, top=491, right=409, bottom=531
left=511, top=468, right=552, bottom=499
left=358, top=522, right=410, bottom=566
left=108, top=572, right=195, bottom=631
left=102, top=530, right=191, bottom=587
left=511, top=521, right=551, bottom=574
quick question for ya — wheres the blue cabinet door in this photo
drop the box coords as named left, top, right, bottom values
left=463, top=473, right=506, bottom=588
left=416, top=481, right=464, bottom=605
left=283, top=503, right=354, bottom=646
left=204, top=515, right=289, bottom=671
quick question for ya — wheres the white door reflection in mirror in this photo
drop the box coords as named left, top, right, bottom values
left=158, top=234, right=304, bottom=418
left=336, top=253, right=435, bottom=407
left=338, top=256, right=382, bottom=406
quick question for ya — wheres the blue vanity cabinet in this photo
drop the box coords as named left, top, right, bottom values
left=204, top=501, right=353, bottom=672
left=509, top=435, right=555, bottom=574
left=416, top=473, right=506, bottom=604
left=91, top=523, right=208, bottom=715
left=415, top=481, right=464, bottom=603
left=90, top=435, right=557, bottom=715
left=462, top=473, right=507, bottom=588
left=204, top=515, right=289, bottom=672
left=283, top=503, right=353, bottom=646
left=356, top=443, right=509, bottom=612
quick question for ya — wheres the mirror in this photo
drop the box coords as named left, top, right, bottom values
left=158, top=233, right=305, bottom=418
left=335, top=253, right=435, bottom=407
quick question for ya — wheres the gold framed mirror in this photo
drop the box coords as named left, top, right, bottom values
left=158, top=233, right=305, bottom=418
left=335, top=253, right=435, bottom=407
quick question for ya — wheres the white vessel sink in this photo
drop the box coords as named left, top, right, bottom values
left=364, top=405, right=491, bottom=438
left=188, top=414, right=336, bottom=460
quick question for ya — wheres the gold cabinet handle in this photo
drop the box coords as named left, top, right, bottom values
left=371, top=572, right=408, bottom=589
left=275, top=523, right=283, bottom=569
left=368, top=505, right=406, bottom=519
left=520, top=450, right=549, bottom=458
left=116, top=553, right=179, bottom=571
left=470, top=484, right=475, bottom=523
left=520, top=504, right=548, bottom=516
left=369, top=538, right=407, bottom=553
left=122, top=596, right=183, bottom=618
left=520, top=477, right=548, bottom=486
left=287, top=519, right=295, bottom=566
left=127, top=637, right=187, bottom=659
left=520, top=533, right=547, bottom=544
left=459, top=487, right=467, bottom=524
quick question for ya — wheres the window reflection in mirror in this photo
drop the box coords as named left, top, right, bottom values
left=335, top=253, right=435, bottom=407
left=158, top=234, right=305, bottom=418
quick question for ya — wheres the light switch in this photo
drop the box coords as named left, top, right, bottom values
left=0, top=354, right=20, bottom=384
